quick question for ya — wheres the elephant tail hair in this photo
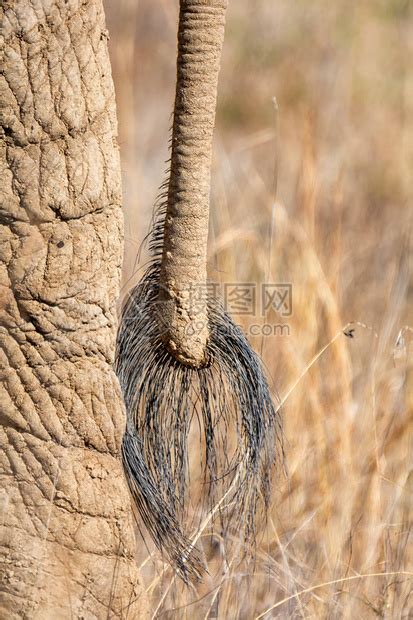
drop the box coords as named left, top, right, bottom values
left=122, top=422, right=204, bottom=582
left=116, top=256, right=284, bottom=581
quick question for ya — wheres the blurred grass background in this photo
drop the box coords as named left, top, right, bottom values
left=105, top=1, right=412, bottom=617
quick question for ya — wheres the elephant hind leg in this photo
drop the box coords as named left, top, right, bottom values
left=1, top=0, right=147, bottom=616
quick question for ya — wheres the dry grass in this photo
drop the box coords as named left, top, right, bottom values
left=105, top=0, right=412, bottom=617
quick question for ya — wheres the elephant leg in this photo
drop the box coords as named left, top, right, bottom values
left=0, top=1, right=145, bottom=617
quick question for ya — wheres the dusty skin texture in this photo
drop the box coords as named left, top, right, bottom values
left=159, top=0, right=227, bottom=367
left=0, top=1, right=146, bottom=617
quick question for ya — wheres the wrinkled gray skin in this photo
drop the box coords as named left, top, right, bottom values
left=0, top=1, right=146, bottom=617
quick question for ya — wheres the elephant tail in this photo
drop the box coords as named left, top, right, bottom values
left=116, top=269, right=283, bottom=581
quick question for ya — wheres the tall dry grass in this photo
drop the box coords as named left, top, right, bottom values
left=105, top=0, right=412, bottom=617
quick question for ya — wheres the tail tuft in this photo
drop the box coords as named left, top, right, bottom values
left=116, top=265, right=283, bottom=581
